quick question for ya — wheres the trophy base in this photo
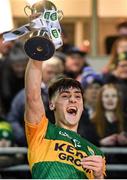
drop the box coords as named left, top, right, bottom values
left=24, top=36, right=55, bottom=61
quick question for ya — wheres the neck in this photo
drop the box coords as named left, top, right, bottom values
left=105, top=110, right=114, bottom=115
left=105, top=111, right=116, bottom=123
left=55, top=120, right=78, bottom=132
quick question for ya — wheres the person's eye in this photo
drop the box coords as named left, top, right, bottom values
left=76, top=95, right=81, bottom=99
left=104, top=95, right=109, bottom=98
left=61, top=94, right=68, bottom=98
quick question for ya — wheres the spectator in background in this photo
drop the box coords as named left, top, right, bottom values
left=78, top=67, right=103, bottom=144
left=7, top=56, right=64, bottom=146
left=112, top=52, right=127, bottom=79
left=92, top=84, right=127, bottom=147
left=0, top=120, right=14, bottom=148
left=117, top=21, right=127, bottom=36
left=0, top=33, right=14, bottom=61
left=90, top=84, right=127, bottom=177
left=80, top=84, right=127, bottom=147
left=41, top=56, right=64, bottom=115
left=7, top=89, right=26, bottom=146
left=0, top=34, right=14, bottom=114
left=81, top=67, right=103, bottom=119
left=64, top=47, right=88, bottom=81
left=103, top=36, right=127, bottom=73
left=55, top=51, right=66, bottom=63
left=0, top=120, right=24, bottom=168
left=105, top=21, right=127, bottom=54
left=103, top=51, right=127, bottom=114
left=0, top=41, right=28, bottom=114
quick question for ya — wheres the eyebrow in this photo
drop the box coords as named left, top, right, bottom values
left=59, top=90, right=82, bottom=94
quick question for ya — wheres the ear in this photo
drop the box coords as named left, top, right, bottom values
left=49, top=102, right=55, bottom=111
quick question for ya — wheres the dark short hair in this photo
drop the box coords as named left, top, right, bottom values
left=66, top=47, right=86, bottom=57
left=48, top=75, right=84, bottom=101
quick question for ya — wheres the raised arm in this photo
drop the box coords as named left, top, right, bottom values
left=25, top=59, right=45, bottom=124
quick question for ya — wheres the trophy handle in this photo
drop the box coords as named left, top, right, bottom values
left=57, top=10, right=64, bottom=21
left=24, top=5, right=33, bottom=17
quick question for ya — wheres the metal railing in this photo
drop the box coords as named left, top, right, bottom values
left=0, top=147, right=126, bottom=172
left=0, top=147, right=27, bottom=155
left=0, top=147, right=127, bottom=154
left=101, top=147, right=127, bottom=154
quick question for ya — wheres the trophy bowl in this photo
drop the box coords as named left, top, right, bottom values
left=24, top=0, right=63, bottom=61
left=24, top=34, right=55, bottom=61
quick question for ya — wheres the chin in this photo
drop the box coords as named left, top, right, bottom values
left=65, top=115, right=80, bottom=126
left=66, top=121, right=79, bottom=128
left=67, top=119, right=79, bottom=126
left=105, top=107, right=116, bottom=111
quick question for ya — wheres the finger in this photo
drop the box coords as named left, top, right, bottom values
left=81, top=160, right=103, bottom=169
left=82, top=165, right=103, bottom=179
left=81, top=161, right=103, bottom=168
left=82, top=156, right=103, bottom=163
left=82, top=164, right=101, bottom=173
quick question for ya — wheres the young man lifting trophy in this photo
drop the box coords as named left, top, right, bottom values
left=3, top=1, right=106, bottom=178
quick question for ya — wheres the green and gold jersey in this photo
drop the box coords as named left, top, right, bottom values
left=25, top=116, right=106, bottom=179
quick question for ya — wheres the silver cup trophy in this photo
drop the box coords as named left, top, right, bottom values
left=3, top=0, right=63, bottom=61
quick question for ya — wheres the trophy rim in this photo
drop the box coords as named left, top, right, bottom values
left=24, top=36, right=56, bottom=61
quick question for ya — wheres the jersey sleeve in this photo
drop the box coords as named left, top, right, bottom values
left=25, top=115, right=48, bottom=149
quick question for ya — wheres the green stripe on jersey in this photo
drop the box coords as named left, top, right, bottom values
left=32, top=161, right=88, bottom=179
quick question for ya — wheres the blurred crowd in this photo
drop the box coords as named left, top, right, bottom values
left=0, top=22, right=127, bottom=178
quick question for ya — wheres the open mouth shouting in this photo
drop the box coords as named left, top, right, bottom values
left=66, top=106, right=78, bottom=116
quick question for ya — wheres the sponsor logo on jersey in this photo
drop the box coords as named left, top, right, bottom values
left=59, top=131, right=81, bottom=148
left=87, top=146, right=95, bottom=155
left=54, top=142, right=92, bottom=174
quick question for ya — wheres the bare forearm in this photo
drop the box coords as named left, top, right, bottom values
left=25, top=59, right=45, bottom=123
left=25, top=59, right=43, bottom=96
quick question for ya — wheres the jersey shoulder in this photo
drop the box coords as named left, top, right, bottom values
left=80, top=136, right=104, bottom=156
